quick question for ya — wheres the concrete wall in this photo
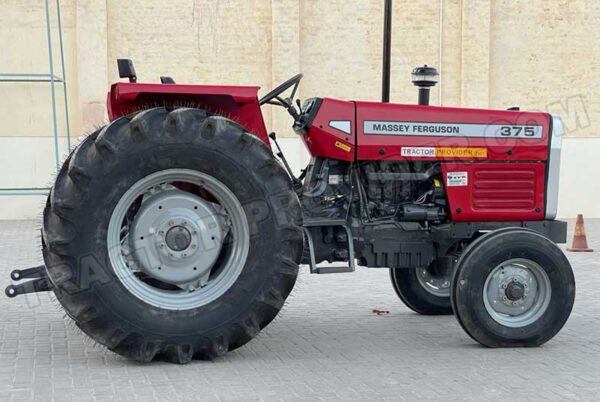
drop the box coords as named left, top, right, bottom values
left=1, top=0, right=599, bottom=219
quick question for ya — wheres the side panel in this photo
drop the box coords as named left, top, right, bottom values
left=355, top=101, right=551, bottom=161
left=301, top=98, right=355, bottom=161
left=354, top=100, right=552, bottom=221
left=442, top=163, right=546, bottom=221
left=107, top=82, right=270, bottom=145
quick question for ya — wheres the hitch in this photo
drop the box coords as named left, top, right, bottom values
left=5, top=265, right=53, bottom=298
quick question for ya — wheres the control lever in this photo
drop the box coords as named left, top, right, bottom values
left=268, top=132, right=302, bottom=191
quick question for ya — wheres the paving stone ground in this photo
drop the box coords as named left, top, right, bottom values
left=0, top=219, right=598, bottom=401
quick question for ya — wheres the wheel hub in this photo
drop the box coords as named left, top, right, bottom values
left=165, top=225, right=192, bottom=251
left=483, top=259, right=551, bottom=328
left=505, top=281, right=525, bottom=301
left=129, top=188, right=228, bottom=289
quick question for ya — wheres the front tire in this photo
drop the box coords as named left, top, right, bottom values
left=42, top=107, right=303, bottom=363
left=451, top=228, right=575, bottom=347
left=390, top=258, right=453, bottom=315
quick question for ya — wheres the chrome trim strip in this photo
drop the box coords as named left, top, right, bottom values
left=546, top=116, right=564, bottom=219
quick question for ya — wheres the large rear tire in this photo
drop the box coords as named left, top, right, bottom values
left=42, top=107, right=303, bottom=363
left=451, top=228, right=575, bottom=347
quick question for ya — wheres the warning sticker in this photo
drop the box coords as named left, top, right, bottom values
left=401, top=147, right=487, bottom=158
left=447, top=172, right=468, bottom=187
left=335, top=141, right=352, bottom=152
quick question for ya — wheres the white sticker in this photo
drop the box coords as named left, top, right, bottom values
left=447, top=172, right=468, bottom=187
left=364, top=121, right=543, bottom=139
left=328, top=175, right=341, bottom=185
left=401, top=147, right=436, bottom=157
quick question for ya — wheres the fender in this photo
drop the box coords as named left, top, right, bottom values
left=107, top=82, right=271, bottom=146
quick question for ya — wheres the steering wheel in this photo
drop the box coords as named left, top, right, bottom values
left=259, top=73, right=303, bottom=106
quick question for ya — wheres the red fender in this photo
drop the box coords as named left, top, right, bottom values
left=107, top=82, right=271, bottom=147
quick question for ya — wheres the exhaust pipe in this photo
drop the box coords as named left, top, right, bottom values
left=382, top=0, right=392, bottom=103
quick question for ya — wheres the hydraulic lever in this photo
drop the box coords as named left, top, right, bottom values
left=268, top=132, right=303, bottom=192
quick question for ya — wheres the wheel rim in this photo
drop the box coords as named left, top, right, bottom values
left=483, top=258, right=551, bottom=328
left=416, top=265, right=452, bottom=298
left=107, top=169, right=250, bottom=310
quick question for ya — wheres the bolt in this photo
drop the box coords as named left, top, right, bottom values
left=502, top=284, right=507, bottom=289
left=191, top=244, right=197, bottom=249
left=168, top=221, right=174, bottom=226
left=524, top=283, right=528, bottom=288
left=182, top=221, right=187, bottom=226
left=159, top=243, right=165, bottom=249
left=503, top=296, right=507, bottom=301
left=159, top=230, right=164, bottom=235
left=183, top=253, right=187, bottom=257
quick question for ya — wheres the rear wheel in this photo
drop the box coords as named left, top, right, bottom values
left=451, top=228, right=575, bottom=347
left=390, top=257, right=454, bottom=315
left=42, top=107, right=303, bottom=363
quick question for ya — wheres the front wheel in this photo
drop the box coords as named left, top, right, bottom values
left=42, top=107, right=303, bottom=363
left=451, top=228, right=575, bottom=347
left=390, top=257, right=454, bottom=315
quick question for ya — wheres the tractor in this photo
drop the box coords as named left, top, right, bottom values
left=5, top=2, right=575, bottom=363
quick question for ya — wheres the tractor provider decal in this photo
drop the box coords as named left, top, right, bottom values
left=363, top=121, right=543, bottom=139
left=401, top=147, right=487, bottom=158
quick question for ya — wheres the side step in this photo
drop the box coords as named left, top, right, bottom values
left=5, top=265, right=53, bottom=298
left=301, top=223, right=355, bottom=274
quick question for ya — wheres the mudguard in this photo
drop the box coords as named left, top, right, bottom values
left=107, top=82, right=271, bottom=146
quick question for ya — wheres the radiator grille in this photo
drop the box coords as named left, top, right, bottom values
left=472, top=169, right=536, bottom=210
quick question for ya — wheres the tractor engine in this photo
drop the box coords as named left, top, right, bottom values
left=301, top=158, right=448, bottom=267
left=358, top=161, right=447, bottom=222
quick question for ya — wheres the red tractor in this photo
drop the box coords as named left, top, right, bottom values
left=6, top=4, right=574, bottom=363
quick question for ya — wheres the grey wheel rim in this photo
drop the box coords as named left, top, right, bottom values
left=416, top=266, right=452, bottom=298
left=483, top=258, right=551, bottom=328
left=107, top=169, right=250, bottom=310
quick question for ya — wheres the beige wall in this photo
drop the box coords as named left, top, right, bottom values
left=2, top=0, right=599, bottom=138
left=1, top=0, right=599, bottom=217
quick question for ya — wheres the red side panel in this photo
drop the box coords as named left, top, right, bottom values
left=355, top=101, right=550, bottom=161
left=302, top=98, right=355, bottom=161
left=352, top=100, right=552, bottom=221
left=107, top=82, right=270, bottom=146
left=442, top=163, right=546, bottom=221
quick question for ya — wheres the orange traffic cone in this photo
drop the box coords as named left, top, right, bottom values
left=567, top=214, right=593, bottom=252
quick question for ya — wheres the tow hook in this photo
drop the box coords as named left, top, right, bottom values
left=5, top=265, right=53, bottom=298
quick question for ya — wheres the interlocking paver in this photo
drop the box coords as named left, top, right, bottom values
left=0, top=219, right=599, bottom=401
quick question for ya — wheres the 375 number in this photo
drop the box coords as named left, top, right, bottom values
left=499, top=126, right=536, bottom=137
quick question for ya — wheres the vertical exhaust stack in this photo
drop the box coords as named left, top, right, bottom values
left=382, top=0, right=392, bottom=103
